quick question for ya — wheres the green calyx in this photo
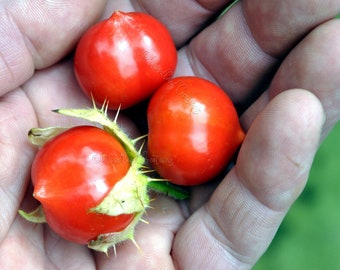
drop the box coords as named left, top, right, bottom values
left=88, top=158, right=150, bottom=253
left=52, top=102, right=189, bottom=201
left=89, top=158, right=150, bottom=216
left=18, top=205, right=46, bottom=223
left=88, top=211, right=145, bottom=254
left=20, top=102, right=189, bottom=254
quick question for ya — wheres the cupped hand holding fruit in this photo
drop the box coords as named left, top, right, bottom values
left=1, top=1, right=339, bottom=269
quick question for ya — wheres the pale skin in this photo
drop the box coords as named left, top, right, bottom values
left=1, top=0, right=340, bottom=269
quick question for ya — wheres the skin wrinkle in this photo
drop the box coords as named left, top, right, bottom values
left=9, top=2, right=45, bottom=67
left=22, top=224, right=45, bottom=258
left=42, top=224, right=96, bottom=270
left=242, top=154, right=307, bottom=213
left=240, top=21, right=339, bottom=134
left=0, top=48, right=15, bottom=84
left=186, top=44, right=215, bottom=83
left=268, top=20, right=340, bottom=136
left=0, top=89, right=37, bottom=245
left=0, top=0, right=106, bottom=88
left=43, top=226, right=62, bottom=262
left=134, top=0, right=224, bottom=47
left=188, top=2, right=277, bottom=104
left=200, top=205, right=253, bottom=268
left=193, top=0, right=233, bottom=13
left=134, top=0, right=154, bottom=13
left=206, top=172, right=282, bottom=264
left=0, top=91, right=34, bottom=180
left=0, top=187, right=13, bottom=233
left=205, top=195, right=246, bottom=261
left=0, top=7, right=34, bottom=94
left=11, top=1, right=94, bottom=69
left=242, top=0, right=339, bottom=57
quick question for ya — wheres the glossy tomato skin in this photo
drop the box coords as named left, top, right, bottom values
left=32, top=126, right=133, bottom=244
left=147, top=77, right=245, bottom=186
left=74, top=11, right=177, bottom=110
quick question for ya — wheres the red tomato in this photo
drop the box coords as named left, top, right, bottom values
left=31, top=126, right=133, bottom=244
left=147, top=77, right=245, bottom=186
left=74, top=11, right=177, bottom=110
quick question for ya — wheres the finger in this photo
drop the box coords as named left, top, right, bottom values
left=172, top=89, right=325, bottom=269
left=175, top=0, right=340, bottom=106
left=129, top=0, right=232, bottom=46
left=243, top=0, right=340, bottom=56
left=0, top=0, right=106, bottom=95
left=0, top=60, right=92, bottom=242
left=270, top=19, right=340, bottom=138
left=0, top=89, right=36, bottom=242
left=242, top=19, right=340, bottom=138
left=22, top=60, right=92, bottom=127
left=0, top=214, right=94, bottom=269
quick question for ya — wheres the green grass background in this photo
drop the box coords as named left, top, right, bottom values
left=254, top=122, right=340, bottom=269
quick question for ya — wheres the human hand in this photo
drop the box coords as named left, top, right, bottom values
left=0, top=1, right=339, bottom=269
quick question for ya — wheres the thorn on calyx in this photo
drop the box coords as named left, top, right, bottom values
left=130, top=237, right=142, bottom=254
left=100, top=99, right=110, bottom=116
left=113, top=104, right=122, bottom=123
left=133, top=134, right=148, bottom=145
left=112, top=244, right=117, bottom=257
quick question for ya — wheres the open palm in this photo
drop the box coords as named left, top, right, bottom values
left=1, top=1, right=340, bottom=269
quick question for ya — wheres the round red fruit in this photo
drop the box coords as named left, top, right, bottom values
left=31, top=126, right=133, bottom=244
left=147, top=77, right=245, bottom=186
left=74, top=11, right=177, bottom=110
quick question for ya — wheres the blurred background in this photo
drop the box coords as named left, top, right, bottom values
left=254, top=122, right=340, bottom=269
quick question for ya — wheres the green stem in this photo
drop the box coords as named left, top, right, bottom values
left=147, top=181, right=190, bottom=200
left=218, top=0, right=239, bottom=18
